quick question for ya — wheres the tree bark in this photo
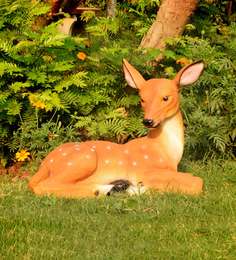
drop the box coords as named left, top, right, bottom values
left=226, top=0, right=233, bottom=17
left=107, top=0, right=117, bottom=17
left=140, top=0, right=198, bottom=49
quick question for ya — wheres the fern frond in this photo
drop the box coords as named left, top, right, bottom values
left=54, top=72, right=87, bottom=92
left=47, top=61, right=75, bottom=72
left=103, top=118, right=128, bottom=136
left=75, top=116, right=93, bottom=128
left=6, top=99, right=22, bottom=115
left=10, top=81, right=31, bottom=93
left=0, top=61, right=22, bottom=76
left=60, top=91, right=81, bottom=108
left=0, top=91, right=10, bottom=104
left=208, top=133, right=226, bottom=153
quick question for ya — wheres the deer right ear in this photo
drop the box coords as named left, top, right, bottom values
left=175, top=61, right=204, bottom=87
left=123, top=59, right=145, bottom=89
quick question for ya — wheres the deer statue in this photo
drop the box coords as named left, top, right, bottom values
left=29, top=59, right=204, bottom=198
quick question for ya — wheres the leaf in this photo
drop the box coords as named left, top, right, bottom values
left=54, top=72, right=87, bottom=92
left=10, top=82, right=31, bottom=93
left=163, top=50, right=177, bottom=60
left=0, top=62, right=22, bottom=76
left=209, top=133, right=226, bottom=153
left=6, top=99, right=22, bottom=115
left=47, top=62, right=75, bottom=72
left=27, top=70, right=47, bottom=84
left=75, top=116, right=93, bottom=128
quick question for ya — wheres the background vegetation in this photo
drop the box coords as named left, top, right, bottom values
left=0, top=0, right=235, bottom=167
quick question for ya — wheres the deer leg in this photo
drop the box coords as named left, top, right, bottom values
left=28, top=163, right=50, bottom=190
left=29, top=146, right=100, bottom=197
left=31, top=175, right=116, bottom=198
left=141, top=170, right=203, bottom=195
left=31, top=180, right=97, bottom=198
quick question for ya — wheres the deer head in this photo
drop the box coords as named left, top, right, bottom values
left=123, top=59, right=204, bottom=128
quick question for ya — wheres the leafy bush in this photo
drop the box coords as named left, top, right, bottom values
left=161, top=8, right=236, bottom=159
left=0, top=0, right=151, bottom=165
left=0, top=0, right=89, bottom=164
left=174, top=34, right=235, bottom=159
left=0, top=0, right=235, bottom=166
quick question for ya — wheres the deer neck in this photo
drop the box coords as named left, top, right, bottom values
left=147, top=111, right=184, bottom=166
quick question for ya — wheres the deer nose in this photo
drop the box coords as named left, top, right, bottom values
left=143, top=119, right=154, bottom=127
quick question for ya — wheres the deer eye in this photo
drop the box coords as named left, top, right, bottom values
left=163, top=96, right=169, bottom=101
left=141, top=98, right=145, bottom=103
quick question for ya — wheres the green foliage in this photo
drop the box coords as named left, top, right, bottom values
left=0, top=0, right=235, bottom=165
left=9, top=115, right=80, bottom=160
left=0, top=0, right=149, bottom=164
left=0, top=0, right=86, bottom=162
left=162, top=20, right=236, bottom=159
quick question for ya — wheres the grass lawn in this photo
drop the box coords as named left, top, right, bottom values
left=0, top=160, right=235, bottom=259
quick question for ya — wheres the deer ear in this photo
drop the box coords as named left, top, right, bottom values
left=123, top=59, right=145, bottom=89
left=175, top=61, right=204, bottom=87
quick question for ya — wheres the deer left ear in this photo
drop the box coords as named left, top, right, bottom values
left=123, top=59, right=146, bottom=89
left=174, top=61, right=204, bottom=87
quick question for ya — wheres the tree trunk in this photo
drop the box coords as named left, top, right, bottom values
left=226, top=0, right=233, bottom=17
left=140, top=0, right=198, bottom=49
left=107, top=0, right=117, bottom=17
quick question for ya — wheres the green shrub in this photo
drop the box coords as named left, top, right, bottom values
left=0, top=0, right=87, bottom=164
left=0, top=0, right=150, bottom=165
left=0, top=0, right=235, bottom=166
left=161, top=24, right=236, bottom=159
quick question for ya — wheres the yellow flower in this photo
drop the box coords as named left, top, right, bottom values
left=15, top=149, right=30, bottom=162
left=77, top=52, right=87, bottom=61
left=176, top=57, right=192, bottom=66
left=29, top=95, right=46, bottom=109
left=33, top=100, right=46, bottom=109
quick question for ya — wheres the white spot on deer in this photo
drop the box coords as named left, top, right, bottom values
left=58, top=148, right=62, bottom=152
left=92, top=145, right=96, bottom=149
left=90, top=148, right=95, bottom=152
left=49, top=159, right=54, bottom=163
left=85, top=154, right=91, bottom=159
left=159, top=157, right=163, bottom=163
left=141, top=144, right=147, bottom=150
left=124, top=149, right=129, bottom=154
left=105, top=159, right=110, bottom=164
left=62, top=152, right=67, bottom=156
left=74, top=143, right=80, bottom=149
left=118, top=160, right=123, bottom=165
left=67, top=161, right=73, bottom=166
left=144, top=155, right=149, bottom=160
left=132, top=161, right=138, bottom=166
left=106, top=145, right=111, bottom=150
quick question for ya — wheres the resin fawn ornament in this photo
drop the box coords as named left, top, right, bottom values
left=29, top=59, right=204, bottom=198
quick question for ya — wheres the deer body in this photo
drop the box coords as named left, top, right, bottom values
left=29, top=60, right=204, bottom=198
